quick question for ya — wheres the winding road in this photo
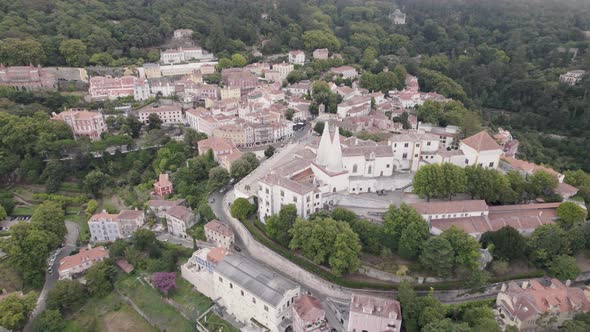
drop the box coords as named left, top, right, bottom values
left=23, top=220, right=79, bottom=332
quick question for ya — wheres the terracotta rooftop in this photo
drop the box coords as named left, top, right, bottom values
left=205, top=220, right=234, bottom=237
left=461, top=131, right=502, bottom=152
left=502, top=156, right=562, bottom=179
left=198, top=137, right=236, bottom=152
left=293, top=295, right=325, bottom=322
left=53, top=109, right=102, bottom=121
left=501, top=279, right=590, bottom=322
left=117, top=210, right=144, bottom=220
left=154, top=173, right=172, bottom=188
left=116, top=259, right=134, bottom=273
left=411, top=200, right=488, bottom=215
left=207, top=247, right=229, bottom=263
left=166, top=205, right=193, bottom=222
left=148, top=199, right=185, bottom=208
left=59, top=246, right=109, bottom=272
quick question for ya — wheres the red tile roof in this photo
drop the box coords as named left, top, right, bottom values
left=411, top=200, right=488, bottom=215
left=461, top=131, right=502, bottom=152
left=59, top=246, right=109, bottom=272
left=205, top=220, right=234, bottom=237
left=293, top=295, right=324, bottom=322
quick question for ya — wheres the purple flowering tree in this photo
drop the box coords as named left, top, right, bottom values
left=152, top=272, right=176, bottom=296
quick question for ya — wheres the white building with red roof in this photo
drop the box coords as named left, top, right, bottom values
left=153, top=173, right=174, bottom=196
left=58, top=245, right=109, bottom=280
left=164, top=205, right=197, bottom=239
left=411, top=200, right=561, bottom=238
left=88, top=209, right=145, bottom=242
left=137, top=101, right=184, bottom=125
left=347, top=293, right=402, bottom=332
left=496, top=279, right=590, bottom=331
left=459, top=131, right=503, bottom=169
left=289, top=50, right=305, bottom=65
left=51, top=109, right=106, bottom=140
left=204, top=220, right=235, bottom=250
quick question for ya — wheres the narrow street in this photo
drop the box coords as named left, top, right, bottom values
left=23, top=221, right=80, bottom=332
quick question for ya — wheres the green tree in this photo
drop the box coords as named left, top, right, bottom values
left=46, top=280, right=87, bottom=313
left=383, top=203, right=428, bottom=251
left=556, top=202, right=588, bottom=230
left=147, top=113, right=163, bottom=130
left=266, top=204, right=298, bottom=246
left=313, top=121, right=325, bottom=134
left=264, top=145, right=276, bottom=158
left=0, top=204, right=6, bottom=220
left=480, top=226, right=526, bottom=261
left=230, top=153, right=259, bottom=180
left=32, top=200, right=66, bottom=241
left=59, top=39, right=88, bottom=67
left=289, top=217, right=361, bottom=275
left=529, top=170, right=558, bottom=197
left=231, top=53, right=247, bottom=67
left=398, top=219, right=430, bottom=259
left=465, top=166, right=511, bottom=203
left=419, top=237, right=455, bottom=277
left=4, top=223, right=58, bottom=287
left=0, top=292, right=38, bottom=331
left=83, top=170, right=109, bottom=197
left=0, top=38, right=46, bottom=65
left=218, top=57, right=233, bottom=69
left=33, top=309, right=65, bottom=332
left=124, top=116, right=143, bottom=138
left=86, top=261, right=116, bottom=297
left=422, top=319, right=471, bottom=332
left=548, top=255, right=580, bottom=281
left=303, top=30, right=341, bottom=51
left=230, top=198, right=254, bottom=221
left=441, top=226, right=481, bottom=271
left=412, top=164, right=440, bottom=201
left=89, top=52, right=113, bottom=66
left=438, top=163, right=466, bottom=200
left=85, top=199, right=98, bottom=217
left=529, top=224, right=571, bottom=267
left=208, top=166, right=230, bottom=191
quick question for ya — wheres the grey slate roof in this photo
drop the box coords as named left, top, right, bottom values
left=215, top=254, right=299, bottom=307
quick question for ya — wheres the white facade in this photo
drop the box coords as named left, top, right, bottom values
left=559, top=70, right=586, bottom=86
left=160, top=47, right=213, bottom=64
left=88, top=210, right=145, bottom=242
left=288, top=51, right=305, bottom=65
left=182, top=248, right=301, bottom=332
left=137, top=103, right=184, bottom=125
left=389, top=132, right=440, bottom=171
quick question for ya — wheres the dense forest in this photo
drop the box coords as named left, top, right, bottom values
left=1, top=0, right=590, bottom=170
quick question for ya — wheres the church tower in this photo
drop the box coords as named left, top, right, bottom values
left=316, top=122, right=332, bottom=166
left=326, top=126, right=343, bottom=172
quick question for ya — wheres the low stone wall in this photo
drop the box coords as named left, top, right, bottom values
left=223, top=192, right=352, bottom=300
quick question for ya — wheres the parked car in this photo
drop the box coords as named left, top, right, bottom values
left=234, top=245, right=241, bottom=252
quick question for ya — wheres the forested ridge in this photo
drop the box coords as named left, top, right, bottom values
left=1, top=0, right=590, bottom=170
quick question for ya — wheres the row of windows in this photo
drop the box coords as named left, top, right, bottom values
left=219, top=277, right=270, bottom=312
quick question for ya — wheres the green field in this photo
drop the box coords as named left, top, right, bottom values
left=171, top=276, right=214, bottom=318
left=64, top=292, right=157, bottom=332
left=115, top=275, right=195, bottom=332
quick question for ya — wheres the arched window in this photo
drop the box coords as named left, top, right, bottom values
left=368, top=165, right=372, bottom=174
left=352, top=164, right=358, bottom=173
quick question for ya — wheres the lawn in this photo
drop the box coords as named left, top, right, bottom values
left=63, top=292, right=156, bottom=332
left=68, top=215, right=90, bottom=242
left=12, top=206, right=35, bottom=216
left=115, top=275, right=195, bottom=332
left=201, top=313, right=240, bottom=332
left=171, top=276, right=214, bottom=318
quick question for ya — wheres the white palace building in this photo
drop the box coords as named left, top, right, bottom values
left=257, top=124, right=503, bottom=221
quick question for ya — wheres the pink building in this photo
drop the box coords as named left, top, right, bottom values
left=154, top=173, right=174, bottom=196
left=89, top=75, right=149, bottom=101
left=347, top=294, right=402, bottom=332
left=51, top=109, right=106, bottom=140
left=0, top=64, right=57, bottom=91
left=58, top=245, right=109, bottom=280
left=292, top=295, right=327, bottom=332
